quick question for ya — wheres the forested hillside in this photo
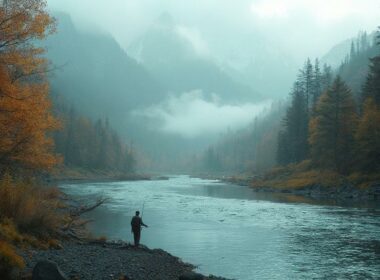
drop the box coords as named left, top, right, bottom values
left=52, top=95, right=135, bottom=174
left=197, top=102, right=286, bottom=174
left=200, top=30, right=380, bottom=185
left=263, top=29, right=380, bottom=188
left=45, top=13, right=165, bottom=121
left=337, top=32, right=378, bottom=97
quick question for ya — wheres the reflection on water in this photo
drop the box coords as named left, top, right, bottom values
left=60, top=176, right=380, bottom=280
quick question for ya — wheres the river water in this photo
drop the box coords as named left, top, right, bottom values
left=60, top=175, right=380, bottom=280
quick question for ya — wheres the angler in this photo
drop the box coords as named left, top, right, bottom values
left=130, top=210, right=148, bottom=247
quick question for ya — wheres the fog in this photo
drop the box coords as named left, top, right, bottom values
left=133, top=91, right=270, bottom=138
left=43, top=0, right=380, bottom=171
left=47, top=0, right=379, bottom=65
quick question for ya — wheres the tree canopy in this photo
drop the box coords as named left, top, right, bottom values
left=0, top=0, right=60, bottom=174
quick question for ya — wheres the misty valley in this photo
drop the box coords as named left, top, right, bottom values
left=0, top=1, right=379, bottom=280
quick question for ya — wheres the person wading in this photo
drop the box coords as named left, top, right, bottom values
left=130, top=210, right=148, bottom=247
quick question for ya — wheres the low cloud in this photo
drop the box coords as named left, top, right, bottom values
left=133, top=90, right=270, bottom=138
left=175, top=26, right=210, bottom=57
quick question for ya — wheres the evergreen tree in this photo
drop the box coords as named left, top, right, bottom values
left=53, top=99, right=136, bottom=173
left=279, top=81, right=309, bottom=164
left=321, top=63, right=333, bottom=92
left=312, top=58, right=322, bottom=110
left=276, top=130, right=290, bottom=165
left=355, top=98, right=380, bottom=173
left=355, top=31, right=380, bottom=173
left=301, top=58, right=314, bottom=111
left=350, top=41, right=356, bottom=59
left=309, top=77, right=357, bottom=174
left=361, top=48, right=380, bottom=106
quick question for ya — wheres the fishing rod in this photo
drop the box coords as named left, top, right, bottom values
left=141, top=201, right=145, bottom=219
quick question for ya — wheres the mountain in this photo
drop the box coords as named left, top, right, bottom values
left=321, top=38, right=352, bottom=68
left=321, top=31, right=377, bottom=68
left=338, top=42, right=379, bottom=98
left=322, top=31, right=379, bottom=97
left=45, top=13, right=165, bottom=124
left=127, top=13, right=260, bottom=103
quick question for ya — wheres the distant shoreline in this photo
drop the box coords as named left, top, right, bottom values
left=192, top=173, right=380, bottom=202
left=49, top=168, right=168, bottom=184
left=223, top=176, right=380, bottom=202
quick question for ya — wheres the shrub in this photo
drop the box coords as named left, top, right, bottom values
left=0, top=241, right=25, bottom=279
left=0, top=174, right=65, bottom=277
left=0, top=174, right=62, bottom=238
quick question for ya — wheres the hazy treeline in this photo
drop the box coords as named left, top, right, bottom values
left=198, top=102, right=286, bottom=173
left=277, top=58, right=333, bottom=165
left=337, top=31, right=379, bottom=97
left=52, top=95, right=136, bottom=173
left=278, top=30, right=380, bottom=175
left=200, top=31, right=379, bottom=176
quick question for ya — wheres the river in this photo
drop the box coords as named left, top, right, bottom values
left=60, top=175, right=380, bottom=280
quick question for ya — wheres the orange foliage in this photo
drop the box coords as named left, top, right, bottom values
left=0, top=0, right=60, bottom=173
left=0, top=241, right=25, bottom=277
left=0, top=174, right=62, bottom=236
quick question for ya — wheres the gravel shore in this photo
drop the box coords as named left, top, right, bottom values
left=22, top=240, right=226, bottom=280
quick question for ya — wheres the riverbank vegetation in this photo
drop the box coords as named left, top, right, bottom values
left=199, top=30, right=380, bottom=193
left=258, top=30, right=380, bottom=191
left=0, top=0, right=140, bottom=276
left=52, top=95, right=136, bottom=177
left=0, top=0, right=64, bottom=277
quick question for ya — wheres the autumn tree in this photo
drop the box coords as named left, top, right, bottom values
left=309, top=76, right=357, bottom=174
left=0, top=0, right=60, bottom=174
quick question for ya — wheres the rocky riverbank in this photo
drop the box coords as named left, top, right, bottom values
left=251, top=182, right=380, bottom=201
left=21, top=240, right=227, bottom=280
left=217, top=175, right=380, bottom=202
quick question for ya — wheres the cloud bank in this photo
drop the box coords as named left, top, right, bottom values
left=47, top=0, right=380, bottom=62
left=133, top=91, right=270, bottom=138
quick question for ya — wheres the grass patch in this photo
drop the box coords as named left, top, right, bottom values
left=0, top=174, right=65, bottom=278
left=253, top=161, right=346, bottom=189
left=348, top=172, right=380, bottom=189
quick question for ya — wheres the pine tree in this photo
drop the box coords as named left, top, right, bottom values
left=276, top=130, right=290, bottom=165
left=312, top=58, right=322, bottom=110
left=355, top=30, right=380, bottom=173
left=321, top=63, right=333, bottom=92
left=309, top=76, right=357, bottom=174
left=279, top=81, right=309, bottom=164
left=350, top=41, right=356, bottom=59
left=355, top=98, right=380, bottom=173
left=361, top=49, right=380, bottom=106
left=301, top=58, right=314, bottom=111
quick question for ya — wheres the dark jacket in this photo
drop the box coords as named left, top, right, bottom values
left=131, top=216, right=147, bottom=232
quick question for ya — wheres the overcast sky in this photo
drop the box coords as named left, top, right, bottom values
left=47, top=0, right=379, bottom=63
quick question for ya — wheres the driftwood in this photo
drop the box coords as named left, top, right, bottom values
left=71, top=198, right=108, bottom=217
left=61, top=198, right=108, bottom=239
